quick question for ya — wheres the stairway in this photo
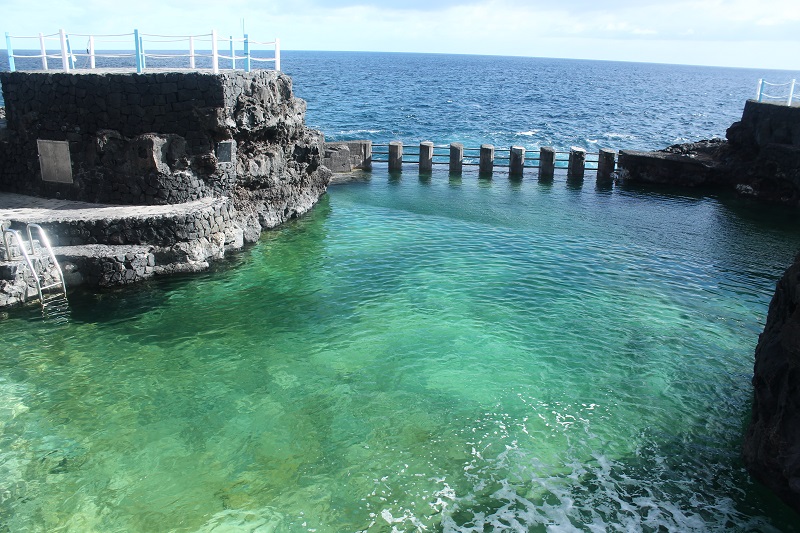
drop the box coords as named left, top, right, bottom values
left=2, top=223, right=69, bottom=319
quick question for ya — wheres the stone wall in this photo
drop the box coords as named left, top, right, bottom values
left=728, top=99, right=800, bottom=152
left=0, top=69, right=332, bottom=307
left=0, top=70, right=330, bottom=220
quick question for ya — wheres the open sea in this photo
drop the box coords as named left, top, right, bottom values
left=2, top=51, right=800, bottom=531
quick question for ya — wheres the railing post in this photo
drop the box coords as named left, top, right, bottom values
left=389, top=141, right=403, bottom=172
left=39, top=32, right=48, bottom=70
left=509, top=146, right=525, bottom=177
left=139, top=36, right=146, bottom=69
left=5, top=33, right=16, bottom=72
left=189, top=36, right=195, bottom=69
left=244, top=34, right=250, bottom=73
left=274, top=37, right=281, bottom=71
left=479, top=144, right=494, bottom=176
left=597, top=148, right=616, bottom=183
left=230, top=35, right=235, bottom=70
left=66, top=34, right=75, bottom=70
left=211, top=30, right=219, bottom=74
left=449, top=143, right=463, bottom=174
left=89, top=36, right=95, bottom=69
left=756, top=78, right=763, bottom=102
left=419, top=142, right=434, bottom=173
left=568, top=147, right=586, bottom=180
left=539, top=147, right=555, bottom=179
left=134, top=29, right=142, bottom=73
left=59, top=29, right=70, bottom=72
left=788, top=79, right=796, bottom=107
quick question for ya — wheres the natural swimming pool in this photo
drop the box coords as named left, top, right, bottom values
left=2, top=172, right=800, bottom=531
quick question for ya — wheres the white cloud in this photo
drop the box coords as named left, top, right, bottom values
left=2, top=0, right=799, bottom=69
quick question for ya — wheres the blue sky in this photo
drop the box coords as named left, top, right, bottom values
left=3, top=0, right=800, bottom=70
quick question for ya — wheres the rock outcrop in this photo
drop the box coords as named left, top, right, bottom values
left=0, top=70, right=331, bottom=309
left=618, top=100, right=800, bottom=206
left=744, top=255, right=800, bottom=513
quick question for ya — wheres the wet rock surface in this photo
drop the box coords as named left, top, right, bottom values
left=744, top=255, right=800, bottom=514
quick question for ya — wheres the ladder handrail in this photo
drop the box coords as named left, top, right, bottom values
left=26, top=223, right=67, bottom=295
left=3, top=228, right=44, bottom=301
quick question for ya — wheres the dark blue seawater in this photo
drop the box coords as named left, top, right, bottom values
left=281, top=51, right=800, bottom=152
left=2, top=49, right=799, bottom=151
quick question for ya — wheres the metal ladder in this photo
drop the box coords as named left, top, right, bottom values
left=2, top=223, right=69, bottom=317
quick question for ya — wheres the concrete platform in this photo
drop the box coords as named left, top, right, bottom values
left=0, top=192, right=244, bottom=309
left=0, top=192, right=223, bottom=225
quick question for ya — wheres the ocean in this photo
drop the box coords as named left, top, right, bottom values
left=2, top=51, right=800, bottom=531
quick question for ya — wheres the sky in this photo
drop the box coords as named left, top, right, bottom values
left=3, top=0, right=800, bottom=70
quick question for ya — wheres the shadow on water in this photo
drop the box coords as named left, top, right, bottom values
left=59, top=198, right=336, bottom=334
left=566, top=177, right=584, bottom=191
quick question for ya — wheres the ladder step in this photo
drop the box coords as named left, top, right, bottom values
left=40, top=282, right=64, bottom=290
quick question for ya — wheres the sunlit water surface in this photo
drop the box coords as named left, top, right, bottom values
left=2, top=173, right=800, bottom=531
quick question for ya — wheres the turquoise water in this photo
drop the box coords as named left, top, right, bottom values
left=2, top=171, right=800, bottom=531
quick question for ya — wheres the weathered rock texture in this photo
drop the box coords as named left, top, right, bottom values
left=744, top=255, right=800, bottom=513
left=0, top=70, right=329, bottom=216
left=0, top=70, right=331, bottom=307
left=618, top=100, right=800, bottom=206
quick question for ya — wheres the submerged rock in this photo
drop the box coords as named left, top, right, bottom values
left=744, top=254, right=800, bottom=513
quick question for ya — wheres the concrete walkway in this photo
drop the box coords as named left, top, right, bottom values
left=0, top=192, right=224, bottom=224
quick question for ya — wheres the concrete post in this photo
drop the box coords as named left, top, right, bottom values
left=597, top=148, right=616, bottom=183
left=389, top=141, right=403, bottom=172
left=568, top=147, right=587, bottom=180
left=539, top=147, right=555, bottom=179
left=450, top=143, right=463, bottom=174
left=274, top=38, right=281, bottom=71
left=509, top=146, right=525, bottom=177
left=189, top=36, right=196, bottom=69
left=479, top=144, right=494, bottom=175
left=419, top=141, right=434, bottom=173
left=359, top=140, right=373, bottom=171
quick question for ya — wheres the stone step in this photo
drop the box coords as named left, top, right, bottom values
left=1, top=193, right=237, bottom=247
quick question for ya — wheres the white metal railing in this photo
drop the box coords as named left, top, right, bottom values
left=756, top=79, right=797, bottom=106
left=4, top=29, right=280, bottom=74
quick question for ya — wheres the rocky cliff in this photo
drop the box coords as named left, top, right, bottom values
left=618, top=100, right=800, bottom=206
left=744, top=255, right=800, bottom=513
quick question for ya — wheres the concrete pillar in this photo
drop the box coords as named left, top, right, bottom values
left=419, top=141, right=434, bottom=173
left=479, top=144, right=494, bottom=175
left=389, top=141, right=403, bottom=172
left=450, top=143, right=464, bottom=174
left=509, top=146, right=525, bottom=177
left=568, top=147, right=586, bottom=180
left=597, top=148, right=616, bottom=183
left=539, top=147, right=556, bottom=179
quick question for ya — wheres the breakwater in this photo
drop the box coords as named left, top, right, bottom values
left=324, top=140, right=617, bottom=181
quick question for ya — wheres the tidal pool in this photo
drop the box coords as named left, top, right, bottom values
left=2, top=172, right=800, bottom=531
